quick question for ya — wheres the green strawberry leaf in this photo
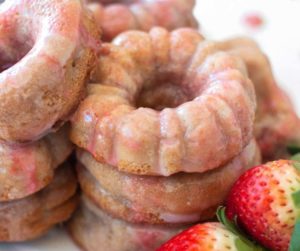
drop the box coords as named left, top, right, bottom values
left=235, top=238, right=255, bottom=251
left=291, top=153, right=300, bottom=163
left=217, top=207, right=268, bottom=251
left=293, top=162, right=300, bottom=172
left=291, top=152, right=300, bottom=172
left=292, top=190, right=300, bottom=208
left=235, top=238, right=266, bottom=251
left=288, top=144, right=300, bottom=155
left=289, top=219, right=300, bottom=251
left=292, top=161, right=300, bottom=173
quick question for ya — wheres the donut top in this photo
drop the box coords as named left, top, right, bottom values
left=0, top=0, right=101, bottom=142
left=71, top=27, right=256, bottom=176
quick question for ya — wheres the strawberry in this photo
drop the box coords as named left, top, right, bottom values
left=157, top=217, right=264, bottom=251
left=226, top=159, right=300, bottom=251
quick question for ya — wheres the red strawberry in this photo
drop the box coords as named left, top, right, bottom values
left=157, top=221, right=264, bottom=251
left=226, top=159, right=300, bottom=251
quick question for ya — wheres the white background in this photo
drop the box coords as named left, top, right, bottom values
left=0, top=0, right=299, bottom=250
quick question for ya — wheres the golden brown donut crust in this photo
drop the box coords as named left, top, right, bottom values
left=0, top=0, right=101, bottom=142
left=71, top=27, right=256, bottom=176
left=0, top=163, right=78, bottom=242
left=77, top=139, right=260, bottom=225
left=68, top=196, right=188, bottom=251
left=87, top=0, right=198, bottom=41
left=0, top=126, right=73, bottom=201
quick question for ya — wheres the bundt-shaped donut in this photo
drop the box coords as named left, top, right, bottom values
left=217, top=37, right=300, bottom=159
left=0, top=163, right=78, bottom=241
left=69, top=196, right=187, bottom=251
left=71, top=27, right=256, bottom=176
left=87, top=0, right=198, bottom=41
left=0, top=0, right=100, bottom=142
left=77, top=139, right=260, bottom=224
left=0, top=126, right=73, bottom=201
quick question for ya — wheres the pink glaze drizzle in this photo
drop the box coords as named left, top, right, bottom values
left=10, top=146, right=38, bottom=194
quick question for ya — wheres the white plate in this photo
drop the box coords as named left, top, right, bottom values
left=0, top=0, right=299, bottom=250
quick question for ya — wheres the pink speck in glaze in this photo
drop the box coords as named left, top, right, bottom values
left=124, top=138, right=141, bottom=150
left=87, top=133, right=97, bottom=157
left=243, top=12, right=264, bottom=29
left=79, top=23, right=101, bottom=54
left=10, top=146, right=38, bottom=194
left=39, top=52, right=61, bottom=67
left=132, top=229, right=161, bottom=249
left=87, top=115, right=100, bottom=155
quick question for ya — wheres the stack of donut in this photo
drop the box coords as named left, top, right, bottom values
left=0, top=0, right=100, bottom=241
left=1, top=0, right=299, bottom=249
left=68, top=27, right=260, bottom=251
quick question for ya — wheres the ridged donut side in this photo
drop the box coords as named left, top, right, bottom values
left=68, top=196, right=187, bottom=251
left=76, top=139, right=260, bottom=225
left=0, top=126, right=73, bottom=201
left=0, top=163, right=78, bottom=241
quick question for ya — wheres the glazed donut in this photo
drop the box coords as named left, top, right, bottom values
left=217, top=38, right=300, bottom=159
left=0, top=0, right=100, bottom=142
left=87, top=0, right=198, bottom=41
left=71, top=27, right=256, bottom=176
left=77, top=139, right=260, bottom=225
left=68, top=196, right=188, bottom=251
left=0, top=163, right=78, bottom=241
left=0, top=126, right=73, bottom=201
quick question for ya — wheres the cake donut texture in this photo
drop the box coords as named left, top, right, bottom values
left=71, top=27, right=256, bottom=176
left=69, top=196, right=187, bottom=251
left=77, top=139, right=260, bottom=225
left=0, top=126, right=73, bottom=201
left=0, top=0, right=101, bottom=142
left=0, top=163, right=78, bottom=241
left=217, top=38, right=300, bottom=159
left=88, top=0, right=198, bottom=41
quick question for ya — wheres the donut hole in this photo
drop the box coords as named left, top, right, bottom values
left=0, top=36, right=34, bottom=72
left=0, top=7, right=37, bottom=73
left=136, top=77, right=192, bottom=110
